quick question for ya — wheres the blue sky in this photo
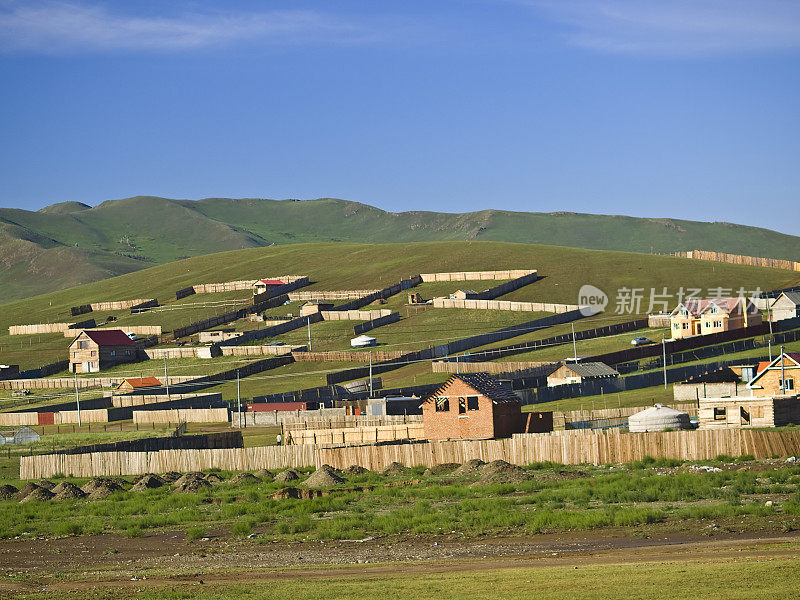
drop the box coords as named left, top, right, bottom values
left=1, top=0, right=799, bottom=234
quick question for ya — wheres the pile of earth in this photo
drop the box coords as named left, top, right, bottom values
left=174, top=478, right=211, bottom=494
left=52, top=482, right=86, bottom=500
left=161, top=471, right=182, bottom=483
left=36, top=479, right=56, bottom=490
left=205, top=473, right=225, bottom=484
left=255, top=469, right=274, bottom=480
left=304, top=467, right=345, bottom=488
left=382, top=462, right=408, bottom=476
left=274, top=468, right=301, bottom=483
left=453, top=459, right=485, bottom=477
left=423, top=463, right=460, bottom=476
left=343, top=465, right=369, bottom=476
left=81, top=478, right=127, bottom=495
left=476, top=460, right=529, bottom=484
left=15, top=483, right=44, bottom=500
left=0, top=484, right=18, bottom=500
left=131, top=474, right=165, bottom=492
left=229, top=472, right=261, bottom=485
left=21, top=487, right=55, bottom=502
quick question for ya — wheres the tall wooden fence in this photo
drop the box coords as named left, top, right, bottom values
left=175, top=276, right=309, bottom=299
left=320, top=309, right=392, bottom=321
left=289, top=290, right=381, bottom=301
left=419, top=270, right=535, bottom=282
left=676, top=250, right=800, bottom=272
left=20, top=428, right=800, bottom=479
left=65, top=326, right=162, bottom=338
left=132, top=408, right=230, bottom=424
left=287, top=424, right=425, bottom=445
left=221, top=345, right=304, bottom=357
left=433, top=298, right=578, bottom=313
left=9, top=319, right=95, bottom=335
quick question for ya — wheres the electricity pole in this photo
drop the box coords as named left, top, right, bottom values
left=164, top=356, right=170, bottom=400
left=571, top=323, right=578, bottom=361
left=369, top=351, right=373, bottom=396
left=662, top=337, right=668, bottom=389
left=74, top=371, right=82, bottom=427
left=237, top=369, right=242, bottom=428
left=307, top=317, right=312, bottom=352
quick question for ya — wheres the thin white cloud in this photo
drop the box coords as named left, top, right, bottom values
left=521, top=0, right=800, bottom=56
left=0, top=1, right=381, bottom=53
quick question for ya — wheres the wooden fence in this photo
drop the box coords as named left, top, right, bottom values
left=132, top=408, right=229, bottom=424
left=221, top=345, right=303, bottom=357
left=176, top=276, right=309, bottom=299
left=433, top=298, right=579, bottom=313
left=110, top=392, right=213, bottom=408
left=419, top=270, right=535, bottom=282
left=281, top=414, right=423, bottom=431
left=319, top=309, right=392, bottom=321
left=0, top=374, right=195, bottom=391
left=432, top=360, right=554, bottom=374
left=9, top=319, right=94, bottom=335
left=65, top=326, right=162, bottom=338
left=287, top=424, right=424, bottom=445
left=90, top=299, right=156, bottom=311
left=289, top=290, right=381, bottom=301
left=676, top=250, right=800, bottom=272
left=292, top=350, right=406, bottom=362
left=20, top=428, right=800, bottom=479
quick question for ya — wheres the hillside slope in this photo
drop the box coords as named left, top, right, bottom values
left=1, top=196, right=799, bottom=301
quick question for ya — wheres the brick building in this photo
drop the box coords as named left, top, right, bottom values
left=421, top=373, right=550, bottom=440
left=747, top=352, right=800, bottom=397
left=68, top=329, right=137, bottom=373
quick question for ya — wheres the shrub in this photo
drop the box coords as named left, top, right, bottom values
left=124, top=525, right=143, bottom=538
left=186, top=526, right=206, bottom=541
left=231, top=520, right=254, bottom=538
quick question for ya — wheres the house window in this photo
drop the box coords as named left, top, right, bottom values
left=435, top=397, right=450, bottom=412
left=125, top=350, right=131, bottom=355
left=682, top=323, right=689, bottom=330
left=740, top=406, right=750, bottom=424
left=713, top=407, right=726, bottom=420
left=78, top=341, right=90, bottom=349
left=751, top=406, right=765, bottom=419
left=467, top=396, right=479, bottom=411
left=673, top=323, right=679, bottom=330
left=781, top=378, right=794, bottom=391
left=458, top=398, right=466, bottom=414
left=713, top=321, right=722, bottom=328
left=110, top=351, right=116, bottom=357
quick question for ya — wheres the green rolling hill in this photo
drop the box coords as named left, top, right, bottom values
left=1, top=196, right=799, bottom=301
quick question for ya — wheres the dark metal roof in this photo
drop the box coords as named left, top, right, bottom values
left=79, top=329, right=136, bottom=346
left=562, top=362, right=619, bottom=378
left=425, top=372, right=521, bottom=404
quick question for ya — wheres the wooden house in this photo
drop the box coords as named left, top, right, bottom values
left=669, top=298, right=761, bottom=339
left=450, top=290, right=477, bottom=300
left=546, top=362, right=619, bottom=387
left=421, top=373, right=533, bottom=440
left=252, top=279, right=285, bottom=298
left=698, top=395, right=800, bottom=429
left=68, top=329, right=137, bottom=373
left=768, top=292, right=800, bottom=322
left=746, top=352, right=800, bottom=397
left=116, top=377, right=163, bottom=394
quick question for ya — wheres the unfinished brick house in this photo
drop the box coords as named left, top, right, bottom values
left=421, top=373, right=551, bottom=440
left=747, top=352, right=800, bottom=397
left=68, top=330, right=137, bottom=373
left=698, top=395, right=800, bottom=429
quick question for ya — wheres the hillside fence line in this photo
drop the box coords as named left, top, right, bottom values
left=319, top=310, right=392, bottom=321
left=419, top=270, right=536, bottom=282
left=353, top=312, right=401, bottom=335
left=433, top=298, right=578, bottom=313
left=65, top=326, right=162, bottom=338
left=9, top=319, right=96, bottom=335
left=175, top=276, right=308, bottom=299
left=281, top=414, right=422, bottom=431
left=292, top=350, right=407, bottom=362
left=221, top=345, right=304, bottom=357
left=432, top=360, right=554, bottom=374
left=110, top=392, right=218, bottom=408
left=70, top=299, right=157, bottom=317
left=0, top=374, right=195, bottom=391
left=675, top=250, right=800, bottom=272
left=287, top=424, right=425, bottom=445
left=20, top=428, right=800, bottom=479
left=132, top=408, right=230, bottom=424
left=289, top=290, right=381, bottom=301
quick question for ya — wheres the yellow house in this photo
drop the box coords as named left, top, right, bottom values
left=669, top=298, right=761, bottom=339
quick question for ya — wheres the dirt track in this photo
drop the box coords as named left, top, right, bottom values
left=1, top=529, right=799, bottom=597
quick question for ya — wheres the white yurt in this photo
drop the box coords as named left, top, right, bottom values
left=628, top=404, right=691, bottom=433
left=350, top=335, right=377, bottom=348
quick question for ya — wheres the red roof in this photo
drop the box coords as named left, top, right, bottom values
left=256, top=279, right=284, bottom=286
left=122, top=377, right=162, bottom=388
left=79, top=329, right=135, bottom=346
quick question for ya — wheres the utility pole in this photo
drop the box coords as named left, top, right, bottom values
left=571, top=323, right=578, bottom=361
left=769, top=339, right=773, bottom=362
left=307, top=317, right=312, bottom=352
left=164, top=356, right=170, bottom=400
left=662, top=337, right=668, bottom=389
left=780, top=345, right=785, bottom=395
left=74, top=371, right=82, bottom=427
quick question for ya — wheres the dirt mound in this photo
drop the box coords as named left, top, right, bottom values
left=53, top=482, right=86, bottom=500
left=319, top=464, right=341, bottom=474
left=21, top=487, right=55, bottom=502
left=477, top=460, right=529, bottom=483
left=36, top=479, right=56, bottom=490
left=423, top=463, right=461, bottom=476
left=304, top=468, right=345, bottom=488
left=228, top=472, right=261, bottom=485
left=131, top=474, right=165, bottom=492
left=174, top=478, right=211, bottom=494
left=271, top=487, right=325, bottom=500
left=81, top=478, right=124, bottom=494
left=204, top=473, right=225, bottom=484
left=87, top=483, right=123, bottom=500
left=343, top=465, right=369, bottom=476
left=255, top=469, right=274, bottom=480
left=382, top=462, right=408, bottom=476
left=453, top=459, right=485, bottom=476
left=0, top=484, right=19, bottom=500
left=173, top=472, right=206, bottom=487
left=274, top=469, right=301, bottom=483
left=15, top=483, right=42, bottom=500
left=161, top=471, right=182, bottom=483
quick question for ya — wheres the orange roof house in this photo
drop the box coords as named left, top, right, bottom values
left=116, top=377, right=163, bottom=393
left=669, top=298, right=761, bottom=339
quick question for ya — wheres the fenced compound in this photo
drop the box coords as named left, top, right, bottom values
left=175, top=276, right=309, bottom=299
left=675, top=250, right=800, bottom=272
left=287, top=423, right=424, bottom=445
left=419, top=270, right=536, bottom=282
left=20, top=428, right=800, bottom=479
left=433, top=298, right=578, bottom=313
left=132, top=408, right=230, bottom=424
